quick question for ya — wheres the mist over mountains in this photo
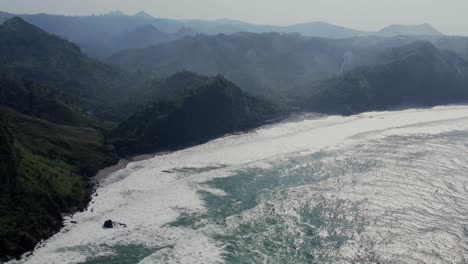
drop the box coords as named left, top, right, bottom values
left=0, top=10, right=468, bottom=261
left=0, top=10, right=452, bottom=59
left=377, top=23, right=443, bottom=37
left=108, top=32, right=468, bottom=105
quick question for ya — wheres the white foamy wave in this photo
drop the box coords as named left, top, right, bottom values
left=14, top=105, right=468, bottom=264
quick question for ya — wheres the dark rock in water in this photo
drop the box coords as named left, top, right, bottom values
left=103, top=220, right=127, bottom=229
left=103, top=220, right=114, bottom=229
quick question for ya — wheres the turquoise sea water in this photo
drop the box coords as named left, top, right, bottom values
left=15, top=107, right=468, bottom=264
left=81, top=131, right=468, bottom=263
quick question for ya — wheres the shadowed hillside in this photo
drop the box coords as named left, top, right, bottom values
left=296, top=42, right=468, bottom=114
left=112, top=73, right=287, bottom=155
left=0, top=107, right=117, bottom=259
left=0, top=17, right=151, bottom=121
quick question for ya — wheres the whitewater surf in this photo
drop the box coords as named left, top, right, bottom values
left=13, top=105, right=468, bottom=264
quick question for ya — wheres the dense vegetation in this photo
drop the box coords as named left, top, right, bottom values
left=0, top=17, right=152, bottom=121
left=1, top=14, right=468, bottom=261
left=112, top=73, right=286, bottom=155
left=0, top=17, right=141, bottom=260
left=0, top=18, right=285, bottom=260
left=0, top=107, right=117, bottom=259
left=0, top=73, right=91, bottom=127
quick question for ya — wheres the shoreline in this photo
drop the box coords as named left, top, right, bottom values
left=91, top=113, right=317, bottom=185
left=20, top=106, right=468, bottom=262
left=92, top=153, right=156, bottom=184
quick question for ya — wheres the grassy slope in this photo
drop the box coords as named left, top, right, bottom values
left=0, top=107, right=117, bottom=259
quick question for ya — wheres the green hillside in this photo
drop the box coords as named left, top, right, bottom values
left=112, top=73, right=286, bottom=155
left=0, top=17, right=150, bottom=121
left=0, top=107, right=117, bottom=259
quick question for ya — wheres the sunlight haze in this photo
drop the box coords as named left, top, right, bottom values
left=0, top=0, right=467, bottom=35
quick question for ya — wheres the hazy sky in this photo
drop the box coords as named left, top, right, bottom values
left=0, top=0, right=466, bottom=35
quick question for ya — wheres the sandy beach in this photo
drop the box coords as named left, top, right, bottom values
left=92, top=154, right=155, bottom=184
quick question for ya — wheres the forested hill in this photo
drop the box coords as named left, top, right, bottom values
left=0, top=107, right=117, bottom=259
left=295, top=41, right=468, bottom=114
left=1, top=16, right=468, bottom=262
left=0, top=18, right=285, bottom=261
left=107, top=32, right=468, bottom=105
left=112, top=73, right=286, bottom=155
left=0, top=17, right=149, bottom=121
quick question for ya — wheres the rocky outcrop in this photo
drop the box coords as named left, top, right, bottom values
left=102, top=220, right=127, bottom=229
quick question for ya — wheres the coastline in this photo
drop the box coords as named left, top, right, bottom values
left=90, top=113, right=303, bottom=186
left=92, top=153, right=156, bottom=184
left=90, top=112, right=324, bottom=187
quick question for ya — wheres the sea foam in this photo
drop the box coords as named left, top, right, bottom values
left=14, top=105, right=468, bottom=264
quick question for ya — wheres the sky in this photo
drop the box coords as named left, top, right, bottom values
left=0, top=0, right=467, bottom=35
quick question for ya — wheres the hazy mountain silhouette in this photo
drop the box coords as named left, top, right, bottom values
left=296, top=41, right=468, bottom=114
left=1, top=11, right=468, bottom=263
left=0, top=17, right=153, bottom=120
left=377, top=23, right=443, bottom=37
left=109, top=32, right=467, bottom=100
left=0, top=10, right=450, bottom=59
left=0, top=18, right=286, bottom=260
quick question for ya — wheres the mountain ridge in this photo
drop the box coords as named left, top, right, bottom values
left=296, top=41, right=468, bottom=114
left=0, top=10, right=452, bottom=59
left=1, top=14, right=468, bottom=262
left=377, top=23, right=443, bottom=37
left=0, top=18, right=287, bottom=260
left=0, top=17, right=155, bottom=121
left=112, top=72, right=287, bottom=155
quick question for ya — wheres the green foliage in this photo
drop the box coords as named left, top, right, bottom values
left=112, top=73, right=286, bottom=155
left=2, top=16, right=468, bottom=262
left=0, top=17, right=153, bottom=121
left=0, top=18, right=286, bottom=260
left=0, top=107, right=117, bottom=259
left=0, top=70, right=94, bottom=127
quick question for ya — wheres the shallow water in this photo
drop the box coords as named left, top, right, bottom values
left=12, top=106, right=468, bottom=264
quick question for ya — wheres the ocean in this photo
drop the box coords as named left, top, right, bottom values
left=13, top=106, right=468, bottom=264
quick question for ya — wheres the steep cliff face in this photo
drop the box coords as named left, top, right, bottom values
left=112, top=74, right=286, bottom=155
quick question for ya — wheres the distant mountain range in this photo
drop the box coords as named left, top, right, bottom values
left=295, top=41, right=468, bottom=114
left=0, top=11, right=193, bottom=58
left=0, top=17, right=157, bottom=121
left=0, top=10, right=449, bottom=58
left=107, top=32, right=468, bottom=104
left=0, top=18, right=285, bottom=260
left=377, top=23, right=443, bottom=37
left=1, top=16, right=468, bottom=261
